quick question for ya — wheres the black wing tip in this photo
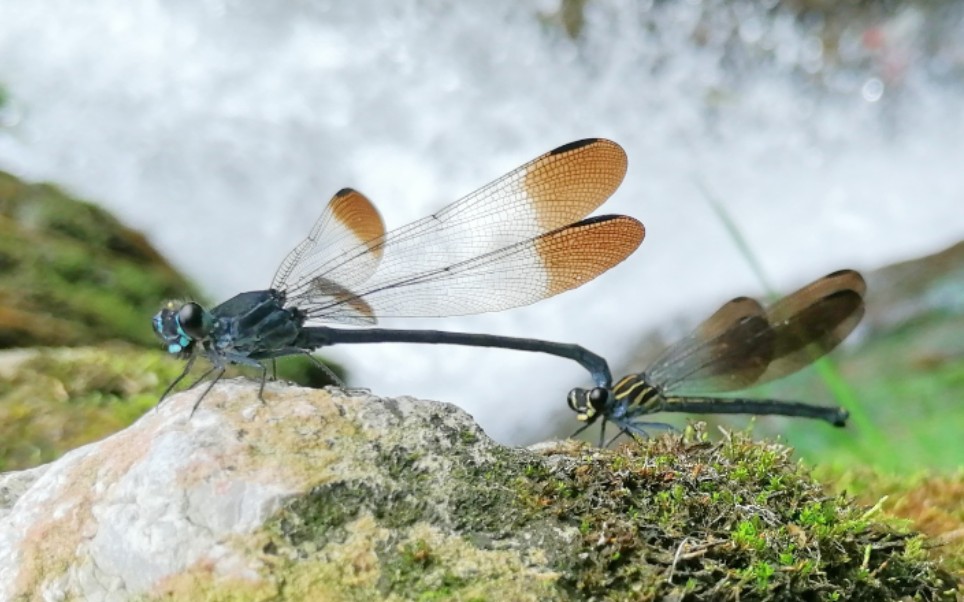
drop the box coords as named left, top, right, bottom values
left=575, top=214, right=642, bottom=227
left=550, top=138, right=601, bottom=155
left=334, top=187, right=356, bottom=197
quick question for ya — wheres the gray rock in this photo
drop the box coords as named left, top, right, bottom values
left=0, top=379, right=565, bottom=600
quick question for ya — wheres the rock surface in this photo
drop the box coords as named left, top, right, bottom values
left=0, top=381, right=548, bottom=600
left=0, top=380, right=956, bottom=601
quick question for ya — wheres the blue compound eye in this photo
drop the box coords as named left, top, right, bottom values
left=153, top=308, right=182, bottom=344
left=153, top=302, right=201, bottom=356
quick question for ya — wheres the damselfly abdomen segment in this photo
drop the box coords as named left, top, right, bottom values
left=568, top=269, right=866, bottom=446
left=153, top=139, right=644, bottom=413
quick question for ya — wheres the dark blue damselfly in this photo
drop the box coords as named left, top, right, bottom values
left=154, top=139, right=644, bottom=413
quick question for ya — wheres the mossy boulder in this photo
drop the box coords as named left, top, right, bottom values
left=0, top=382, right=956, bottom=600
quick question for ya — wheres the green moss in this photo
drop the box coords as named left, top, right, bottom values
left=742, top=560, right=776, bottom=591
left=522, top=429, right=956, bottom=600
left=136, top=420, right=960, bottom=599
left=458, top=427, right=479, bottom=445
left=262, top=438, right=572, bottom=599
left=277, top=481, right=374, bottom=549
left=378, top=539, right=470, bottom=599
left=732, top=519, right=767, bottom=552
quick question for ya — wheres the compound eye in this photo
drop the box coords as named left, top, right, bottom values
left=587, top=387, right=611, bottom=412
left=567, top=389, right=587, bottom=413
left=177, top=302, right=208, bottom=339
left=152, top=312, right=168, bottom=337
left=152, top=307, right=178, bottom=340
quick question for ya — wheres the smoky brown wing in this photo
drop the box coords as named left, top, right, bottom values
left=644, top=297, right=777, bottom=395
left=755, top=270, right=866, bottom=385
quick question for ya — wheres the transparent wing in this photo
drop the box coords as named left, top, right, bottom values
left=297, top=215, right=644, bottom=322
left=278, top=138, right=628, bottom=323
left=271, top=189, right=385, bottom=323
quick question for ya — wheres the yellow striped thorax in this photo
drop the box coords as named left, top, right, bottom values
left=609, top=374, right=664, bottom=413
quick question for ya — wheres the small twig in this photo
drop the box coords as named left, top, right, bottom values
left=666, top=539, right=727, bottom=583
left=666, top=537, right=692, bottom=583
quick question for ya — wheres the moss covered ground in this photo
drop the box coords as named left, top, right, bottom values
left=244, top=426, right=957, bottom=601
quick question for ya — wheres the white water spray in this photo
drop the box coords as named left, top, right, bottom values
left=1, top=0, right=961, bottom=442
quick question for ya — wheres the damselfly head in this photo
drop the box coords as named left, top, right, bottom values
left=153, top=301, right=191, bottom=355
left=567, top=386, right=612, bottom=422
left=152, top=300, right=212, bottom=356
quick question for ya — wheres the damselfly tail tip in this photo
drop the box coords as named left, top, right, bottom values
left=831, top=408, right=850, bottom=427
